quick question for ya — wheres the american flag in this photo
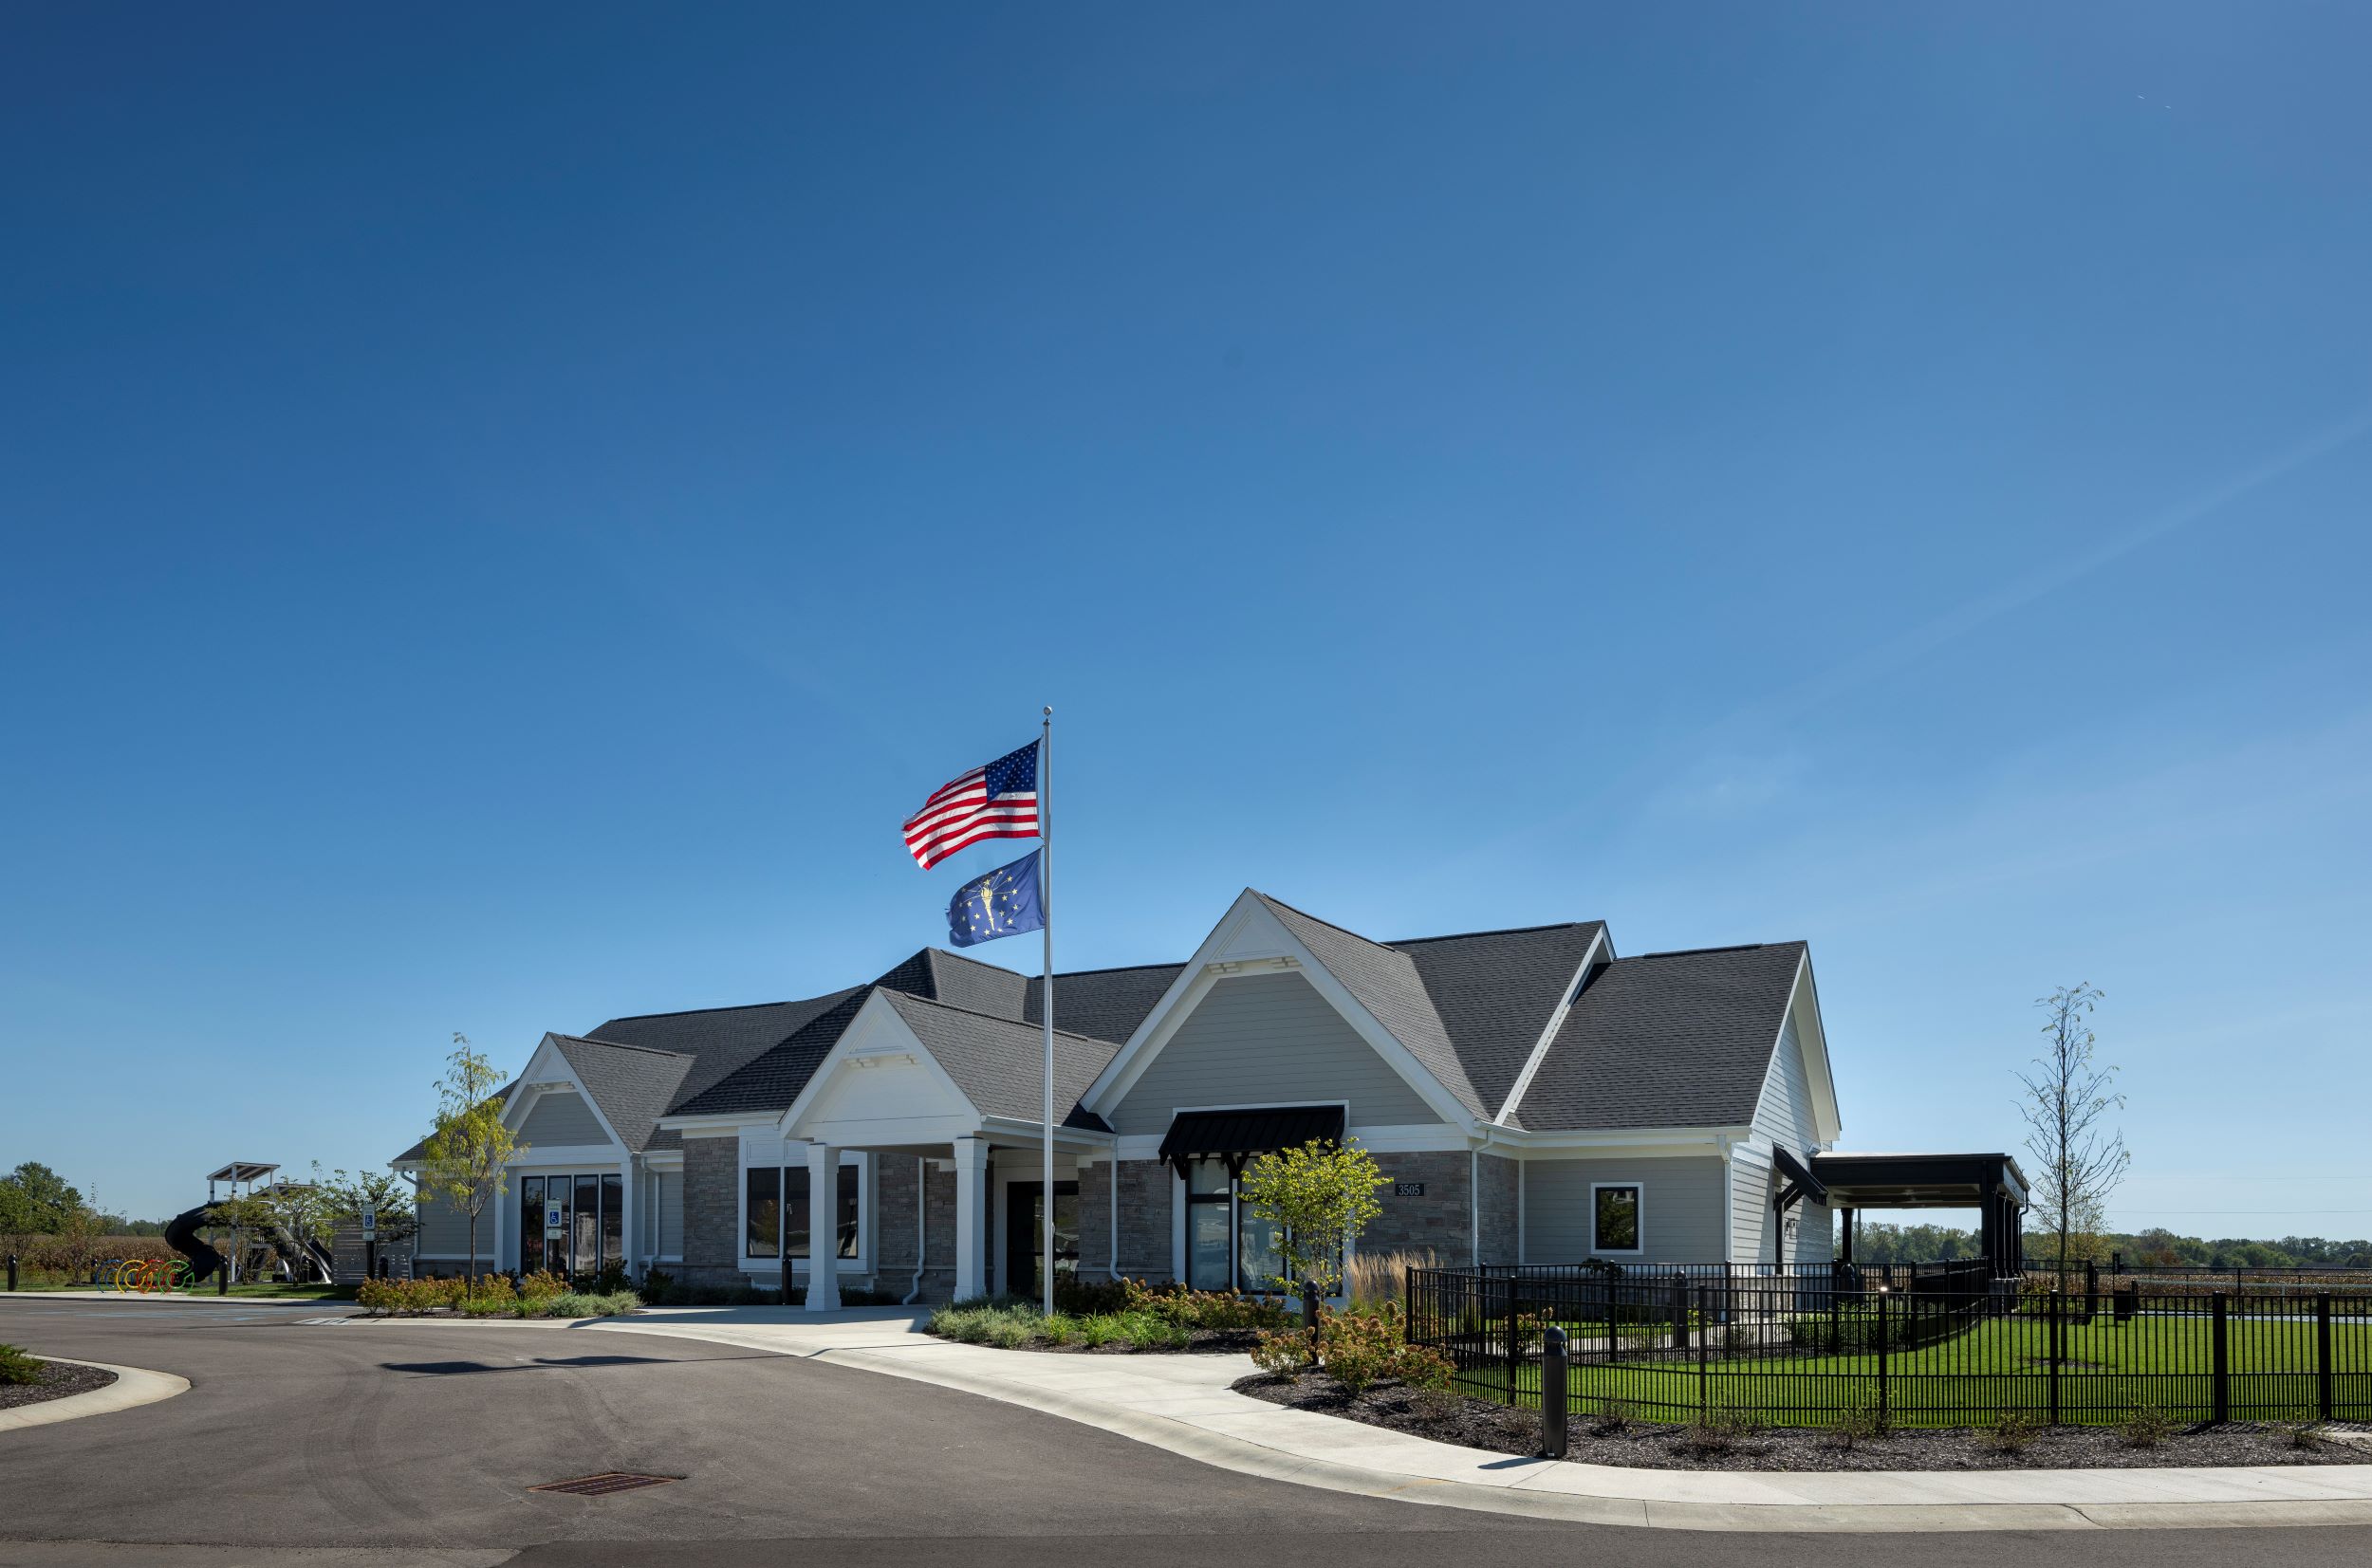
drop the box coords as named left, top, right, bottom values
left=901, top=740, right=1040, bottom=869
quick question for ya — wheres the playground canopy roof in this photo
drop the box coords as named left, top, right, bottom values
left=206, top=1162, right=278, bottom=1184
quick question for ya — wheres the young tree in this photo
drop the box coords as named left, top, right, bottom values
left=1237, top=1137, right=1389, bottom=1304
left=2016, top=983, right=2128, bottom=1294
left=323, top=1166, right=419, bottom=1246
left=418, top=1034, right=524, bottom=1291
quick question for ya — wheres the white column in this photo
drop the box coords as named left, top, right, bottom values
left=492, top=1174, right=508, bottom=1275
left=804, top=1141, right=843, bottom=1312
left=619, top=1157, right=639, bottom=1281
left=953, top=1136, right=989, bottom=1302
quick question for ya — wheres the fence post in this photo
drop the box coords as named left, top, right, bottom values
left=2085, top=1260, right=2099, bottom=1324
left=2211, top=1293, right=2230, bottom=1424
left=2317, top=1292, right=2334, bottom=1422
left=1696, top=1285, right=1710, bottom=1423
left=217, top=1262, right=228, bottom=1296
left=1542, top=1324, right=1568, bottom=1458
left=1603, top=1272, right=1618, bottom=1367
left=1672, top=1277, right=1687, bottom=1351
left=1505, top=1275, right=1520, bottom=1403
left=1876, top=1288, right=1890, bottom=1424
left=2048, top=1288, right=2063, bottom=1426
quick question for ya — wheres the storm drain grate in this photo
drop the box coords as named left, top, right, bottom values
left=529, top=1472, right=681, bottom=1498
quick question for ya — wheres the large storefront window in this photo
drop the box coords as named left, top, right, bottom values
left=520, top=1171, right=622, bottom=1277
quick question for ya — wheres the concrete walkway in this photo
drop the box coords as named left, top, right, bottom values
left=588, top=1305, right=2372, bottom=1533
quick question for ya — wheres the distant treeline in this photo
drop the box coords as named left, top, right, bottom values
left=1845, top=1221, right=2372, bottom=1271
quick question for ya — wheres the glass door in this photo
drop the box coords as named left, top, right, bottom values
left=1005, top=1181, right=1080, bottom=1301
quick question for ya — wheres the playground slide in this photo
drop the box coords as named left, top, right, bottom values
left=162, top=1205, right=229, bottom=1284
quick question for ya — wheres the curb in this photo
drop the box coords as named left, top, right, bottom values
left=0, top=1357, right=190, bottom=1433
left=586, top=1318, right=2372, bottom=1534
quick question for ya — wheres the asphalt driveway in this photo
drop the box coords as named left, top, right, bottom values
left=6, top=1298, right=2372, bottom=1568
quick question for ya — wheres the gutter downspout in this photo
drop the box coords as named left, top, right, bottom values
left=1109, top=1154, right=1121, bottom=1281
left=903, top=1156, right=928, bottom=1306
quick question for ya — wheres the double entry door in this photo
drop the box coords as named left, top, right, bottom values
left=520, top=1172, right=621, bottom=1277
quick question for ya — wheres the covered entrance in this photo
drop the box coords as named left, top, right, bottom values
left=1809, top=1152, right=2029, bottom=1278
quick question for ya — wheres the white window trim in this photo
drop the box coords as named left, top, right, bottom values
left=1589, top=1180, right=1645, bottom=1256
left=737, top=1151, right=872, bottom=1272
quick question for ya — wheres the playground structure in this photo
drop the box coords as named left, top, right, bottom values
left=143, top=1161, right=339, bottom=1289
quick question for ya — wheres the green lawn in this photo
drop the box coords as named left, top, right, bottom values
left=1457, top=1312, right=2372, bottom=1429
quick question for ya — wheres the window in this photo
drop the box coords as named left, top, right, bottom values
left=519, top=1176, right=546, bottom=1274
left=747, top=1166, right=781, bottom=1259
left=1180, top=1155, right=1314, bottom=1294
left=748, top=1159, right=862, bottom=1262
left=601, top=1173, right=622, bottom=1268
left=1592, top=1183, right=1641, bottom=1253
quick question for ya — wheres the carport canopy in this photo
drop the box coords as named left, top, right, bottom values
left=1808, top=1152, right=2029, bottom=1276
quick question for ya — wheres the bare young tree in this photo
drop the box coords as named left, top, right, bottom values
left=2016, top=983, right=2128, bottom=1293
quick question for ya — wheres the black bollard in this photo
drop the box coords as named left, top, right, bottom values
left=1542, top=1324, right=1568, bottom=1459
left=6, top=1253, right=16, bottom=1292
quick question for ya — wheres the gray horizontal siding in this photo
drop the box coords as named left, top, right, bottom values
left=1524, top=1156, right=1727, bottom=1264
left=518, top=1088, right=609, bottom=1148
left=1110, top=972, right=1436, bottom=1135
left=415, top=1192, right=491, bottom=1257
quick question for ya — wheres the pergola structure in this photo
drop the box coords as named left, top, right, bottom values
left=1808, top=1152, right=2029, bottom=1278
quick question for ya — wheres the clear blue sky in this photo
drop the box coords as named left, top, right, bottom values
left=5, top=5, right=2366, bottom=1237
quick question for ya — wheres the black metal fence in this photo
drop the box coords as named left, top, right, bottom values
left=1405, top=1264, right=2372, bottom=1429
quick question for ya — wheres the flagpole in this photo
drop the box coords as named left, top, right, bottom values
left=1038, top=706, right=1055, bottom=1319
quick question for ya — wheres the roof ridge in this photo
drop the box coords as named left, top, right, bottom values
left=559, top=1034, right=695, bottom=1061
left=593, top=988, right=857, bottom=1025
left=1388, top=919, right=1604, bottom=947
left=1627, top=940, right=1804, bottom=961
left=926, top=946, right=1029, bottom=979
left=1251, top=891, right=1402, bottom=953
left=1041, top=960, right=1188, bottom=979
left=880, top=987, right=1114, bottom=1049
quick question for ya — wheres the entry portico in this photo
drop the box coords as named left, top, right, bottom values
left=775, top=987, right=1117, bottom=1306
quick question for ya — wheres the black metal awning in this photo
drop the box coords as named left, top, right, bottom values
left=1808, top=1152, right=2028, bottom=1208
left=1158, top=1105, right=1345, bottom=1174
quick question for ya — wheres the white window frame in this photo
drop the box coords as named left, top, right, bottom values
left=1589, top=1180, right=1644, bottom=1256
left=739, top=1151, right=871, bottom=1271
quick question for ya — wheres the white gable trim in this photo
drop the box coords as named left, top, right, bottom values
left=1080, top=890, right=1475, bottom=1130
left=775, top=990, right=988, bottom=1143
left=1492, top=926, right=1609, bottom=1126
left=502, top=1034, right=629, bottom=1153
left=1770, top=951, right=1843, bottom=1146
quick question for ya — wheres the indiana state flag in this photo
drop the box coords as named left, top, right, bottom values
left=947, top=849, right=1044, bottom=948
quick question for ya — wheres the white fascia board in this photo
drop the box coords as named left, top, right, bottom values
left=1789, top=951, right=1844, bottom=1146
left=1502, top=1125, right=1747, bottom=1157
left=1492, top=926, right=1608, bottom=1126
left=778, top=989, right=986, bottom=1139
left=977, top=1116, right=1117, bottom=1152
left=655, top=1113, right=777, bottom=1137
left=506, top=1035, right=629, bottom=1153
left=507, top=1146, right=626, bottom=1168
left=1082, top=890, right=1476, bottom=1131
left=639, top=1151, right=684, bottom=1171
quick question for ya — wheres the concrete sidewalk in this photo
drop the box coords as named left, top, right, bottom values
left=589, top=1305, right=2372, bottom=1533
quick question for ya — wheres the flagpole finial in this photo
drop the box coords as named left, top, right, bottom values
left=1043, top=705, right=1052, bottom=717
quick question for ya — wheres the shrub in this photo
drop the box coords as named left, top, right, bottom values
left=1589, top=1396, right=1634, bottom=1437
left=1078, top=1315, right=1126, bottom=1350
left=0, top=1343, right=43, bottom=1385
left=1054, top=1275, right=1133, bottom=1316
left=1249, top=1328, right=1307, bottom=1377
left=1119, top=1280, right=1291, bottom=1331
left=1040, top=1313, right=1080, bottom=1346
left=1830, top=1387, right=1888, bottom=1450
left=2121, top=1400, right=2177, bottom=1449
left=1683, top=1399, right=1758, bottom=1456
left=1983, top=1409, right=2043, bottom=1455
left=1316, top=1303, right=1452, bottom=1394
left=1121, top=1314, right=1192, bottom=1352
left=519, top=1269, right=568, bottom=1301
left=986, top=1316, right=1035, bottom=1349
left=2288, top=1422, right=2328, bottom=1452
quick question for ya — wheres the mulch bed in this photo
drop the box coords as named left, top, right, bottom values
left=0, top=1359, right=118, bottom=1412
left=1233, top=1372, right=2372, bottom=1471
left=950, top=1328, right=1267, bottom=1356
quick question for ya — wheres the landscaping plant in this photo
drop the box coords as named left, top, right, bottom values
left=1314, top=1303, right=1452, bottom=1394
left=2120, top=1399, right=2177, bottom=1448
left=0, top=1343, right=43, bottom=1385
left=1235, top=1137, right=1387, bottom=1305
left=1829, top=1387, right=1889, bottom=1450
left=418, top=1035, right=525, bottom=1290
left=1982, top=1409, right=2043, bottom=1455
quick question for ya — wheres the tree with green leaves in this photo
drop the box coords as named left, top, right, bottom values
left=323, top=1166, right=418, bottom=1246
left=418, top=1034, right=524, bottom=1290
left=1237, top=1137, right=1389, bottom=1303
left=2017, top=983, right=2128, bottom=1295
left=0, top=1162, right=86, bottom=1236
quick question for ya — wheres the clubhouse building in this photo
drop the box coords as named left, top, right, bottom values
left=397, top=889, right=1859, bottom=1304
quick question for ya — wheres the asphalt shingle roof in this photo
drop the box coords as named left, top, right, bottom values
left=1026, top=964, right=1185, bottom=1045
left=1390, top=920, right=1606, bottom=1119
left=1252, top=894, right=1489, bottom=1119
left=584, top=990, right=862, bottom=1109
left=877, top=989, right=1119, bottom=1130
left=549, top=1035, right=695, bottom=1152
left=1512, top=941, right=1807, bottom=1132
